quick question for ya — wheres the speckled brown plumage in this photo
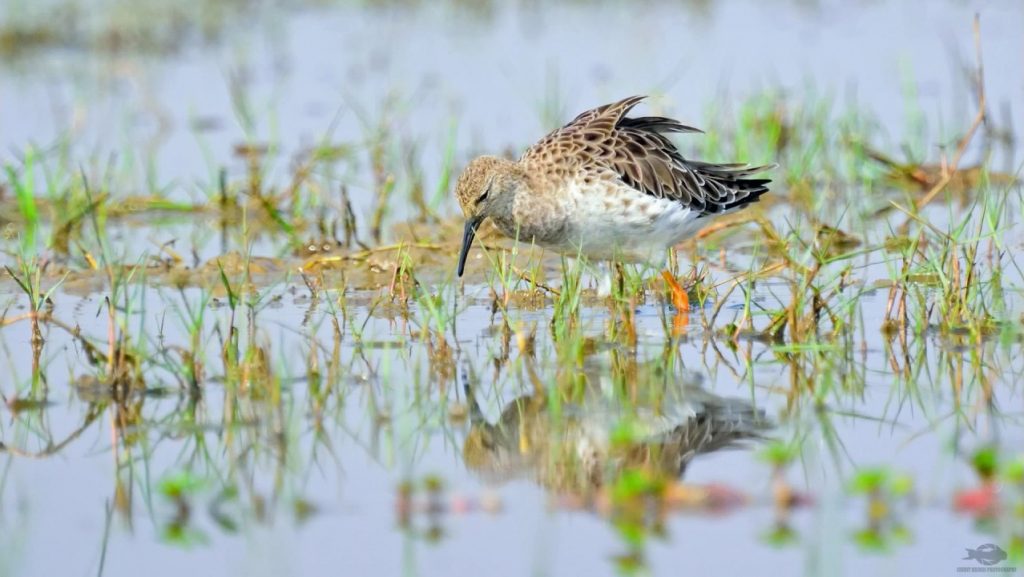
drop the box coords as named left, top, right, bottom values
left=520, top=95, right=772, bottom=214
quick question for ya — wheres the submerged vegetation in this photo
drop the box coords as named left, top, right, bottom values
left=1, top=3, right=1023, bottom=577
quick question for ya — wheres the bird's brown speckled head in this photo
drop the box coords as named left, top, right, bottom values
left=454, top=156, right=505, bottom=218
left=454, top=155, right=521, bottom=276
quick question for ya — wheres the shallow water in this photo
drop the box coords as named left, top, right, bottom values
left=2, top=0, right=1024, bottom=576
left=3, top=280, right=1021, bottom=576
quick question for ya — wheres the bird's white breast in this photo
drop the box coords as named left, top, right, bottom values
left=563, top=178, right=704, bottom=265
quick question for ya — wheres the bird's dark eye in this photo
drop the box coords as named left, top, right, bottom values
left=475, top=186, right=490, bottom=205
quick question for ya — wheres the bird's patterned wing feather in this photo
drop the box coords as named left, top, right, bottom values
left=522, top=95, right=774, bottom=215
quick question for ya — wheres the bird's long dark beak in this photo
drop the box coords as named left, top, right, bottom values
left=456, top=216, right=483, bottom=277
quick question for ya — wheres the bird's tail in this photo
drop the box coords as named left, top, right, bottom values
left=691, top=161, right=777, bottom=214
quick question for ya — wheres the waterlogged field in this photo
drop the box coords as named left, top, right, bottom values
left=1, top=1, right=1023, bottom=576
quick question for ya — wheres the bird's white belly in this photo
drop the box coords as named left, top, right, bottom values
left=565, top=182, right=703, bottom=264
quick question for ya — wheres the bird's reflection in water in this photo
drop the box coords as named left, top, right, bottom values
left=462, top=346, right=772, bottom=498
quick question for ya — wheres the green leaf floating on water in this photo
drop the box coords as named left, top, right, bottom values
left=158, top=470, right=205, bottom=499
left=849, top=467, right=888, bottom=494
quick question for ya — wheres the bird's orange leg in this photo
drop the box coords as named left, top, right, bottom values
left=661, top=270, right=690, bottom=310
left=661, top=270, right=690, bottom=333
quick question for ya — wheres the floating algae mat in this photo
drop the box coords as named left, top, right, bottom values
left=1, top=1, right=1023, bottom=576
